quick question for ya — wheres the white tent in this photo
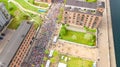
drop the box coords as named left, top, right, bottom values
left=45, top=60, right=50, bottom=67
left=58, top=62, right=67, bottom=67
left=49, top=50, right=54, bottom=57
left=93, top=62, right=96, bottom=67
left=53, top=36, right=58, bottom=43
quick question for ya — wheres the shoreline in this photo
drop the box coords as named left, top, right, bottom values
left=105, top=0, right=116, bottom=66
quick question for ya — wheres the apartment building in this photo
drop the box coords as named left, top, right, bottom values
left=63, top=0, right=105, bottom=28
left=0, top=21, right=35, bottom=67
left=0, top=3, right=11, bottom=31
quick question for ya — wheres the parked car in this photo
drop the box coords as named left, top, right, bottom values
left=0, top=36, right=3, bottom=40
left=1, top=33, right=5, bottom=36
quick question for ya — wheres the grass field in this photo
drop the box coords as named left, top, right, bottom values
left=28, top=0, right=34, bottom=4
left=0, top=0, right=29, bottom=29
left=34, top=2, right=49, bottom=8
left=86, top=0, right=97, bottom=2
left=60, top=28, right=96, bottom=46
left=50, top=51, right=93, bottom=67
left=61, top=56, right=93, bottom=67
left=0, top=0, right=17, bottom=15
left=15, top=0, right=47, bottom=14
left=8, top=10, right=30, bottom=29
left=0, top=0, right=43, bottom=29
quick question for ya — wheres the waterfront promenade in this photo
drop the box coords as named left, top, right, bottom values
left=97, top=0, right=116, bottom=67
left=105, top=0, right=116, bottom=66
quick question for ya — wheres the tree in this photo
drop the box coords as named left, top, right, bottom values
left=41, top=64, right=44, bottom=67
left=84, top=33, right=94, bottom=40
left=45, top=50, right=49, bottom=54
left=60, top=25, right=67, bottom=36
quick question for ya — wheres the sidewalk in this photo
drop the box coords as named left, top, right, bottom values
left=96, top=0, right=116, bottom=67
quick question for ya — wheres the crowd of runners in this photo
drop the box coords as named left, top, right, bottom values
left=21, top=2, right=62, bottom=67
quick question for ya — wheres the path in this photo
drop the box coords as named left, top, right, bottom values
left=96, top=0, right=116, bottom=67
left=24, top=0, right=49, bottom=9
left=9, top=0, right=44, bottom=18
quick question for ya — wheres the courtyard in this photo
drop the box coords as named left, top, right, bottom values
left=49, top=51, right=94, bottom=67
left=59, top=25, right=96, bottom=46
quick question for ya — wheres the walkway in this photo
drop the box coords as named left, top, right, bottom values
left=9, top=0, right=44, bottom=18
left=24, top=0, right=49, bottom=9
left=96, top=0, right=116, bottom=67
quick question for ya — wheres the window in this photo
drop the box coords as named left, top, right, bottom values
left=65, top=12, right=67, bottom=14
left=69, top=17, right=71, bottom=19
left=69, top=21, right=71, bottom=23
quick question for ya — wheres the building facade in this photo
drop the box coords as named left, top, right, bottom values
left=63, top=0, right=105, bottom=29
left=0, top=21, right=36, bottom=67
left=9, top=21, right=35, bottom=67
left=0, top=3, right=11, bottom=31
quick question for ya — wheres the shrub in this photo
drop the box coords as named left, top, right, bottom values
left=43, top=57, right=48, bottom=61
left=45, top=50, right=49, bottom=54
left=60, top=25, right=67, bottom=36
left=41, top=64, right=44, bottom=67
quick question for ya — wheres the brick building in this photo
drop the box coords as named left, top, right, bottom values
left=0, top=21, right=36, bottom=67
left=63, top=0, right=105, bottom=29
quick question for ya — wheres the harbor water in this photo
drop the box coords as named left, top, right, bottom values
left=110, top=0, right=120, bottom=67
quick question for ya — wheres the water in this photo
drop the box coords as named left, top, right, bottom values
left=110, top=0, right=120, bottom=67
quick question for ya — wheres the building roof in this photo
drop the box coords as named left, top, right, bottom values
left=0, top=3, right=4, bottom=8
left=58, top=63, right=67, bottom=67
left=66, top=0, right=105, bottom=9
left=65, top=7, right=103, bottom=16
left=0, top=21, right=33, bottom=67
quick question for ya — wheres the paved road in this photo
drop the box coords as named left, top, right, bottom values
left=21, top=3, right=63, bottom=67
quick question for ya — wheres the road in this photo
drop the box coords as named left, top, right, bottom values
left=21, top=3, right=63, bottom=67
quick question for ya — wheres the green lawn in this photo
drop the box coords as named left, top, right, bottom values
left=61, top=56, right=93, bottom=67
left=15, top=0, right=46, bottom=14
left=28, top=0, right=34, bottom=4
left=34, top=2, right=49, bottom=8
left=8, top=10, right=30, bottom=29
left=57, top=7, right=64, bottom=23
left=0, top=0, right=43, bottom=29
left=86, top=0, right=97, bottom=3
left=33, top=15, right=43, bottom=29
left=0, top=0, right=29, bottom=29
left=50, top=51, right=93, bottom=67
left=59, top=25, right=96, bottom=46
left=0, top=0, right=17, bottom=15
